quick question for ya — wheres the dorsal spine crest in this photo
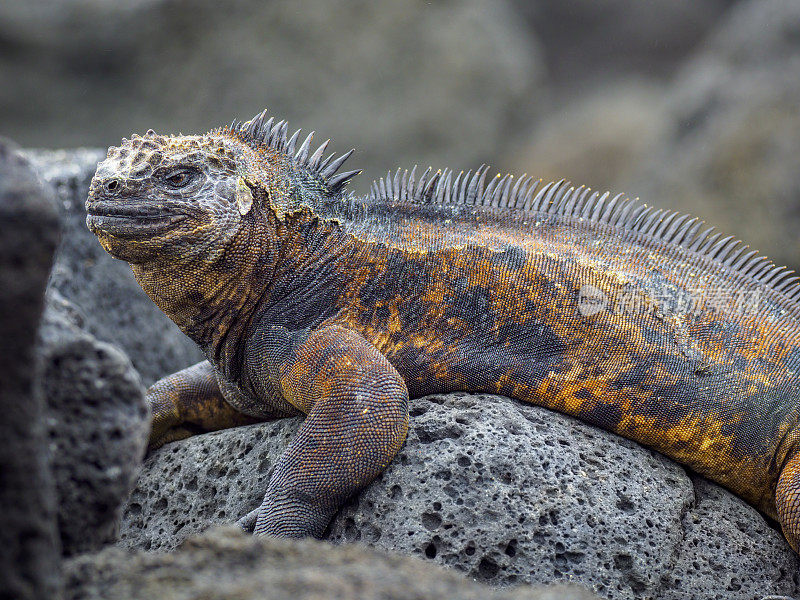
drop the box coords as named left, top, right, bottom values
left=365, top=164, right=800, bottom=306
left=222, top=109, right=360, bottom=194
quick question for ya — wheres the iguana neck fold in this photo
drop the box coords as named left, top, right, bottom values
left=130, top=202, right=358, bottom=380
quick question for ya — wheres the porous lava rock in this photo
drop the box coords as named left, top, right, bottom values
left=0, top=138, right=62, bottom=600
left=37, top=290, right=150, bottom=555
left=120, top=393, right=799, bottom=599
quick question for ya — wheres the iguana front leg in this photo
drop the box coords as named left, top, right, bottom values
left=147, top=360, right=261, bottom=452
left=246, top=324, right=409, bottom=537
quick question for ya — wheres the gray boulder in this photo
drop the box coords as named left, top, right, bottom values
left=37, top=290, right=150, bottom=556
left=119, top=393, right=799, bottom=599
left=65, top=526, right=597, bottom=600
left=0, top=139, right=62, bottom=600
left=621, top=0, right=800, bottom=271
left=658, top=477, right=800, bottom=599
left=27, top=149, right=204, bottom=385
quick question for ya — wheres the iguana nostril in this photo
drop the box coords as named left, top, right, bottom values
left=105, top=179, right=121, bottom=193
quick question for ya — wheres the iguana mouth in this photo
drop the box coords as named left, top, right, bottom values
left=86, top=204, right=188, bottom=238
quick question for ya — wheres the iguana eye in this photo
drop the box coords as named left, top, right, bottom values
left=162, top=168, right=196, bottom=188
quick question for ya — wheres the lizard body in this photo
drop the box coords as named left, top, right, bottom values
left=86, top=111, right=800, bottom=548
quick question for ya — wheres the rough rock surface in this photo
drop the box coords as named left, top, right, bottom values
left=2, top=0, right=543, bottom=190
left=621, top=0, right=800, bottom=271
left=37, top=290, right=150, bottom=555
left=26, top=149, right=204, bottom=385
left=0, top=139, right=62, bottom=599
left=119, top=411, right=301, bottom=553
left=66, top=526, right=597, bottom=600
left=658, top=477, right=800, bottom=599
left=119, top=393, right=799, bottom=599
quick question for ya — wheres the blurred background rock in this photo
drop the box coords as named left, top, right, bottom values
left=3, top=0, right=799, bottom=269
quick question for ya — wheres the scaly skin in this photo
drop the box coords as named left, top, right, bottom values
left=87, top=111, right=800, bottom=549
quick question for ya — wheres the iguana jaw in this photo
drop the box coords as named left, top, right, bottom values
left=86, top=203, right=189, bottom=239
left=85, top=184, right=209, bottom=262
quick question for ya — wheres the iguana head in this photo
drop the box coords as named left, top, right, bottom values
left=86, top=111, right=359, bottom=265
left=86, top=128, right=255, bottom=264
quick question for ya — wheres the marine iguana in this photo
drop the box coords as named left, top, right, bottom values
left=86, top=110, right=800, bottom=549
